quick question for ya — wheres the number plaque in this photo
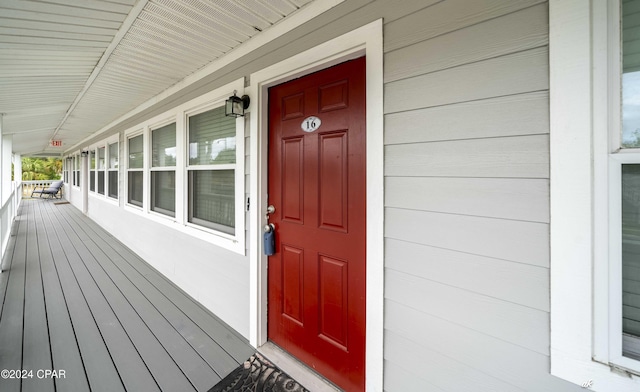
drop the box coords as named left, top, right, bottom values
left=301, top=116, right=321, bottom=133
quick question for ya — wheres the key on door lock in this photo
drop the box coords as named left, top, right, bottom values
left=265, top=205, right=275, bottom=220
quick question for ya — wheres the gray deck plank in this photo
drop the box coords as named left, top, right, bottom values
left=0, top=203, right=27, bottom=392
left=49, top=203, right=162, bottom=392
left=33, top=201, right=91, bottom=392
left=39, top=201, right=125, bottom=392
left=53, top=205, right=197, bottom=392
left=64, top=206, right=254, bottom=364
left=58, top=210, right=219, bottom=391
left=0, top=199, right=254, bottom=392
left=22, top=202, right=55, bottom=392
left=63, top=207, right=241, bottom=380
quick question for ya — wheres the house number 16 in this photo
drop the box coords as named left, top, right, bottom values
left=301, top=116, right=321, bottom=133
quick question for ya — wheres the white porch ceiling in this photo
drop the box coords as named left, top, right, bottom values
left=0, top=0, right=313, bottom=156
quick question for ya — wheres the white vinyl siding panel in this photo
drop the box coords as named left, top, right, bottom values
left=385, top=302, right=585, bottom=392
left=384, top=3, right=549, bottom=83
left=385, top=135, right=549, bottom=178
left=381, top=0, right=580, bottom=391
left=384, top=91, right=549, bottom=145
left=385, top=238, right=549, bottom=311
left=385, top=46, right=549, bottom=114
left=385, top=177, right=549, bottom=223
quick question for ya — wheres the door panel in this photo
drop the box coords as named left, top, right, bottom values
left=267, top=57, right=366, bottom=392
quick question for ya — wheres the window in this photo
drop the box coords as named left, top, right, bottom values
left=97, top=147, right=105, bottom=195
left=72, top=156, right=79, bottom=187
left=151, top=123, right=175, bottom=217
left=613, top=2, right=640, bottom=359
left=63, top=159, right=69, bottom=184
left=116, top=81, right=246, bottom=253
left=550, top=0, right=640, bottom=388
left=622, top=164, right=640, bottom=359
left=127, top=134, right=143, bottom=207
left=89, top=150, right=96, bottom=192
left=108, top=142, right=118, bottom=199
left=187, top=106, right=236, bottom=234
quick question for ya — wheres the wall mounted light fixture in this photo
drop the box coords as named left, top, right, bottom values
left=225, top=90, right=250, bottom=117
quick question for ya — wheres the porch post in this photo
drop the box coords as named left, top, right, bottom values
left=1, top=134, right=12, bottom=206
left=13, top=154, right=21, bottom=205
left=82, top=152, right=88, bottom=213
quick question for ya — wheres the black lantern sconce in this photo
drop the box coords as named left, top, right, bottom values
left=81, top=150, right=89, bottom=157
left=225, top=90, right=250, bottom=117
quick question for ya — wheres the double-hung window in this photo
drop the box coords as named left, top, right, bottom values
left=108, top=142, right=118, bottom=199
left=73, top=155, right=80, bottom=187
left=63, top=159, right=68, bottom=184
left=612, top=0, right=640, bottom=362
left=117, top=81, right=246, bottom=253
left=89, top=150, right=96, bottom=192
left=187, top=106, right=236, bottom=235
left=151, top=123, right=176, bottom=217
left=97, top=147, right=105, bottom=195
left=551, top=0, right=640, bottom=388
left=127, top=134, right=143, bottom=207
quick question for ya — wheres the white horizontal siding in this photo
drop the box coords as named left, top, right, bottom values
left=385, top=177, right=549, bottom=223
left=386, top=269, right=549, bottom=354
left=386, top=208, right=549, bottom=267
left=385, top=331, right=526, bottom=392
left=385, top=238, right=549, bottom=310
left=384, top=3, right=548, bottom=83
left=385, top=301, right=584, bottom=392
left=385, top=135, right=549, bottom=178
left=384, top=91, right=549, bottom=145
left=380, top=0, right=578, bottom=390
left=384, top=0, right=546, bottom=52
left=385, top=46, right=549, bottom=114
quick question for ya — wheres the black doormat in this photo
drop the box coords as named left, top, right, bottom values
left=208, top=352, right=309, bottom=392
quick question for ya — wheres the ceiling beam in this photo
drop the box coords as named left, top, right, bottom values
left=47, top=0, right=150, bottom=150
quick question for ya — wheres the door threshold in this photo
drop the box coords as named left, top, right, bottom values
left=258, top=342, right=342, bottom=392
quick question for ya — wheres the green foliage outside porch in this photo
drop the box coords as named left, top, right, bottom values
left=21, top=157, right=62, bottom=181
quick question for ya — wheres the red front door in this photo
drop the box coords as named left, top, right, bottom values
left=267, top=57, right=366, bottom=391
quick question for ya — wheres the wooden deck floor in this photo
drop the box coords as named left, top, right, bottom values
left=0, top=199, right=254, bottom=392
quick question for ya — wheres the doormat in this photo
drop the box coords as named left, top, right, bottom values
left=208, top=352, right=309, bottom=392
left=53, top=201, right=70, bottom=205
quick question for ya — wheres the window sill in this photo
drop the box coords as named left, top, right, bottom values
left=122, top=204, right=245, bottom=255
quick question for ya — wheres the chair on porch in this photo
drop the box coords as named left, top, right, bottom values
left=31, top=180, right=64, bottom=199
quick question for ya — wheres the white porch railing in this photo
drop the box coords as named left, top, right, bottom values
left=1, top=182, right=21, bottom=269
left=22, top=179, right=62, bottom=199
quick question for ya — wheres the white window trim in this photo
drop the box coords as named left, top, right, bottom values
left=248, top=19, right=384, bottom=392
left=72, top=152, right=80, bottom=189
left=121, top=79, right=246, bottom=254
left=149, top=118, right=178, bottom=219
left=550, top=0, right=640, bottom=390
left=88, top=149, right=96, bottom=193
left=107, top=140, right=119, bottom=200
left=125, top=130, right=144, bottom=209
left=184, top=102, right=242, bottom=239
left=88, top=134, right=119, bottom=206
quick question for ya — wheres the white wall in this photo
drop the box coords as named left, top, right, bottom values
left=58, top=0, right=592, bottom=390
left=86, top=196, right=250, bottom=336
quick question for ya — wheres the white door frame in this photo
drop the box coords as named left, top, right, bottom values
left=248, top=19, right=384, bottom=391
